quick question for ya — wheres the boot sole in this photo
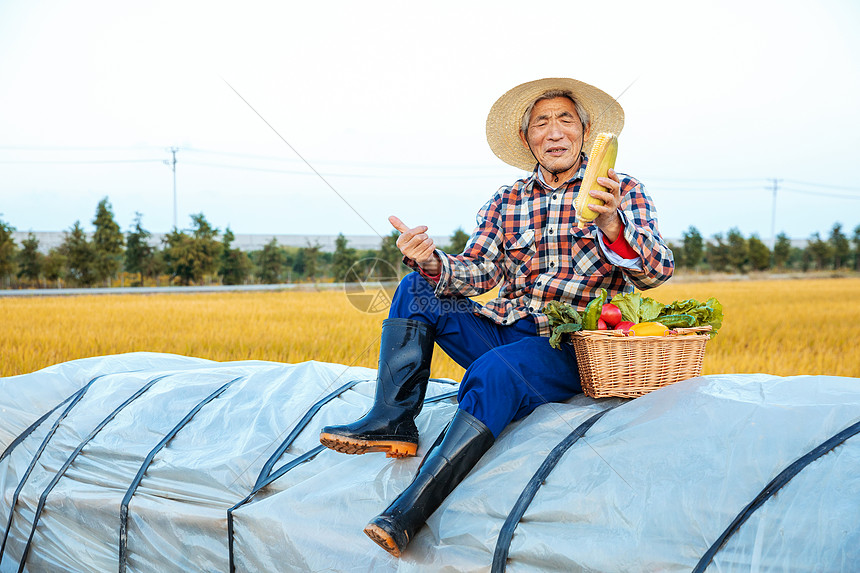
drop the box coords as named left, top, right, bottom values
left=319, top=433, right=417, bottom=458
left=363, top=523, right=402, bottom=557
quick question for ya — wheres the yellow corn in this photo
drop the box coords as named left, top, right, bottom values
left=574, top=133, right=619, bottom=226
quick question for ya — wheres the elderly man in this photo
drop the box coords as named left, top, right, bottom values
left=320, top=77, right=674, bottom=556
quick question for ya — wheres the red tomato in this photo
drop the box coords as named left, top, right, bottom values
left=614, top=321, right=635, bottom=334
left=597, top=318, right=608, bottom=330
left=600, top=303, right=623, bottom=328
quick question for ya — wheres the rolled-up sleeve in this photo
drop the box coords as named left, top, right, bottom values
left=605, top=176, right=675, bottom=289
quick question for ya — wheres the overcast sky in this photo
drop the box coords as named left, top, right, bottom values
left=1, top=0, right=858, bottom=244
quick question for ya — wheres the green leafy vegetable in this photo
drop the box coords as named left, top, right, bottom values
left=611, top=292, right=641, bottom=324
left=542, top=300, right=584, bottom=348
left=543, top=301, right=581, bottom=328
left=638, top=296, right=663, bottom=322
left=610, top=292, right=663, bottom=323
left=549, top=322, right=582, bottom=349
left=658, top=297, right=724, bottom=336
left=655, top=314, right=696, bottom=328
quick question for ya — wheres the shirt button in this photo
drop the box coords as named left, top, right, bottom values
left=552, top=194, right=557, bottom=200
left=529, top=305, right=535, bottom=311
left=549, top=228, right=554, bottom=234
left=536, top=281, right=542, bottom=287
left=550, top=261, right=556, bottom=267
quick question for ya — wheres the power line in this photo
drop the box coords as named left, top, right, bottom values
left=0, top=145, right=164, bottom=152
left=768, top=178, right=782, bottom=248
left=781, top=187, right=860, bottom=200
left=0, top=159, right=162, bottom=164
left=1, top=147, right=860, bottom=199
left=783, top=178, right=860, bottom=192
left=165, top=148, right=179, bottom=230
left=181, top=160, right=513, bottom=180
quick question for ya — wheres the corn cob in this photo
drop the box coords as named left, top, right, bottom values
left=574, top=133, right=619, bottom=226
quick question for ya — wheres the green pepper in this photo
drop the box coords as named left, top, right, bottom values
left=581, top=288, right=607, bottom=330
left=655, top=314, right=697, bottom=328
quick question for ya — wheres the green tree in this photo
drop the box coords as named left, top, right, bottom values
left=163, top=214, right=222, bottom=285
left=667, top=242, right=684, bottom=268
left=805, top=232, right=832, bottom=270
left=828, top=223, right=850, bottom=269
left=125, top=212, right=154, bottom=286
left=303, top=241, right=321, bottom=282
left=146, top=249, right=167, bottom=286
left=377, top=230, right=405, bottom=277
left=790, top=246, right=807, bottom=271
left=17, top=233, right=43, bottom=285
left=43, top=248, right=67, bottom=287
left=189, top=213, right=222, bottom=281
left=681, top=226, right=704, bottom=270
left=290, top=246, right=305, bottom=278
left=60, top=221, right=97, bottom=286
left=257, top=238, right=287, bottom=283
left=218, top=227, right=252, bottom=285
left=773, top=233, right=792, bottom=270
left=332, top=233, right=358, bottom=282
left=726, top=228, right=748, bottom=273
left=91, top=197, right=125, bottom=285
left=853, top=224, right=860, bottom=271
left=747, top=234, right=771, bottom=271
left=704, top=234, right=730, bottom=272
left=444, top=227, right=470, bottom=254
left=162, top=229, right=195, bottom=285
left=0, top=217, right=18, bottom=287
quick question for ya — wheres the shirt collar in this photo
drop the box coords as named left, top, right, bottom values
left=527, top=153, right=589, bottom=194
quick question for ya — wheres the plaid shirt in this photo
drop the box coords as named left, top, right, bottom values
left=407, top=154, right=674, bottom=337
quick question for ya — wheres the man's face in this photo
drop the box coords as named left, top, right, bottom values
left=519, top=97, right=588, bottom=176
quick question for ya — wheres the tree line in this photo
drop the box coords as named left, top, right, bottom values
left=0, top=198, right=472, bottom=289
left=0, top=198, right=857, bottom=289
left=668, top=224, right=860, bottom=273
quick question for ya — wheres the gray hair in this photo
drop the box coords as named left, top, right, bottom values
left=520, top=89, right=590, bottom=135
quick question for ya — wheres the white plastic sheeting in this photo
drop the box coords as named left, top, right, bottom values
left=1, top=352, right=858, bottom=572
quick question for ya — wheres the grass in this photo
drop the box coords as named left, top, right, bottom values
left=1, top=278, right=859, bottom=379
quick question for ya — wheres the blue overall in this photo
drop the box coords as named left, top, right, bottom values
left=389, top=272, right=582, bottom=438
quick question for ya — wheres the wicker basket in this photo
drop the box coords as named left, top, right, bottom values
left=571, top=326, right=712, bottom=399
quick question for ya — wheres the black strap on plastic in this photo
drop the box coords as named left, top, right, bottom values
left=491, top=406, right=616, bottom=573
left=0, top=394, right=76, bottom=467
left=251, top=378, right=457, bottom=491
left=117, top=376, right=243, bottom=573
left=227, top=388, right=459, bottom=573
left=0, top=374, right=109, bottom=564
left=15, top=374, right=171, bottom=573
left=253, top=378, right=365, bottom=490
left=692, top=417, right=860, bottom=573
left=0, top=369, right=152, bottom=468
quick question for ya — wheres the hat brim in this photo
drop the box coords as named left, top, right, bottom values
left=486, top=78, right=625, bottom=171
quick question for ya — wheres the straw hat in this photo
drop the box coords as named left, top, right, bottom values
left=486, top=78, right=625, bottom=171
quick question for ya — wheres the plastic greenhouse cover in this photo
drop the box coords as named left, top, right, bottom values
left=0, top=351, right=857, bottom=572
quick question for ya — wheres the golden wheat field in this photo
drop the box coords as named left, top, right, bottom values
left=1, top=277, right=859, bottom=380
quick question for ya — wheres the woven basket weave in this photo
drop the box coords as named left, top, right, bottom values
left=571, top=326, right=711, bottom=399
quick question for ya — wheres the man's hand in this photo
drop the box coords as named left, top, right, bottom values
left=389, top=215, right=441, bottom=275
left=587, top=168, right=624, bottom=242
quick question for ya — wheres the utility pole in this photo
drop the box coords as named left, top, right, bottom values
left=769, top=178, right=782, bottom=249
left=165, top=147, right=179, bottom=229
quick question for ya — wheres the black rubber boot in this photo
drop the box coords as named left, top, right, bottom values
left=363, top=409, right=495, bottom=557
left=319, top=318, right=435, bottom=458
